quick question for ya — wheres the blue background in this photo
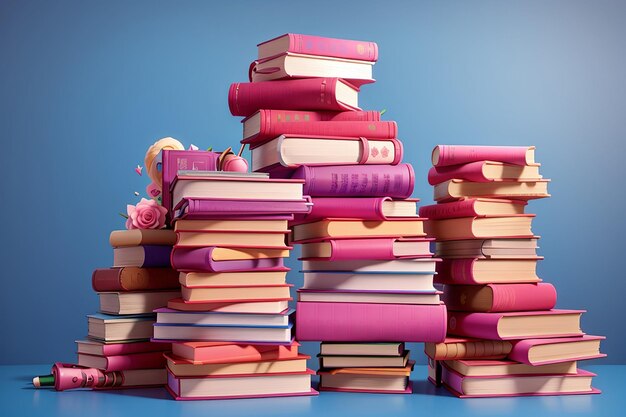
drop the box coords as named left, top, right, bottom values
left=1, top=0, right=624, bottom=366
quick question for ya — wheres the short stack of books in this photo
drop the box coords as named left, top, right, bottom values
left=153, top=163, right=317, bottom=400
left=229, top=33, right=447, bottom=393
left=76, top=229, right=180, bottom=389
left=421, top=144, right=605, bottom=398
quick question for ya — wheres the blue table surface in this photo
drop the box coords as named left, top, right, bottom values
left=1, top=365, right=623, bottom=416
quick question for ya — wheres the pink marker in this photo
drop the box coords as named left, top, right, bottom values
left=32, top=363, right=125, bottom=391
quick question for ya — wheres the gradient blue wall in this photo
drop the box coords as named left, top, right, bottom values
left=1, top=0, right=624, bottom=365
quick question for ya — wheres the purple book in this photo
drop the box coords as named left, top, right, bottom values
left=291, top=164, right=415, bottom=198
left=173, top=197, right=312, bottom=221
left=113, top=245, right=172, bottom=268
left=171, top=247, right=287, bottom=272
left=161, top=150, right=220, bottom=219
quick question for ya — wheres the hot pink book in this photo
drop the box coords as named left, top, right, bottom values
left=171, top=247, right=287, bottom=272
left=432, top=145, right=536, bottom=167
left=418, top=198, right=527, bottom=219
left=299, top=237, right=433, bottom=261
left=292, top=164, right=415, bottom=198
left=295, top=302, right=447, bottom=342
left=75, top=340, right=170, bottom=356
left=172, top=341, right=300, bottom=364
left=174, top=197, right=310, bottom=221
left=161, top=150, right=220, bottom=219
left=435, top=258, right=542, bottom=285
left=243, top=109, right=380, bottom=133
left=244, top=120, right=398, bottom=147
left=77, top=351, right=166, bottom=372
left=258, top=34, right=378, bottom=62
left=166, top=369, right=318, bottom=400
left=428, top=161, right=541, bottom=185
left=447, top=310, right=585, bottom=340
left=229, top=78, right=360, bottom=117
left=443, top=283, right=557, bottom=312
left=441, top=364, right=599, bottom=398
left=294, top=197, right=418, bottom=222
left=508, top=335, right=607, bottom=365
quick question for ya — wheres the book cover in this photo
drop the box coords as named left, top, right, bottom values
left=418, top=198, right=527, bottom=220
left=92, top=267, right=179, bottom=292
left=432, top=145, right=536, bottom=167
left=75, top=339, right=170, bottom=356
left=171, top=247, right=287, bottom=272
left=174, top=197, right=311, bottom=220
left=508, top=335, right=607, bottom=365
left=299, top=237, right=433, bottom=261
left=77, top=351, right=166, bottom=372
left=295, top=197, right=418, bottom=222
left=258, top=34, right=378, bottom=62
left=171, top=341, right=300, bottom=364
left=427, top=161, right=542, bottom=185
left=442, top=283, right=557, bottom=312
left=109, top=229, right=177, bottom=247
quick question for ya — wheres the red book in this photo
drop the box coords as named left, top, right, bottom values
left=229, top=78, right=360, bottom=117
left=432, top=145, right=536, bottom=167
left=447, top=310, right=585, bottom=340
left=442, top=283, right=557, bottom=312
left=92, top=267, right=179, bottom=292
left=77, top=351, right=166, bottom=372
left=258, top=34, right=378, bottom=62
left=243, top=120, right=397, bottom=147
left=171, top=341, right=300, bottom=364
left=419, top=198, right=527, bottom=220
left=295, top=302, right=447, bottom=342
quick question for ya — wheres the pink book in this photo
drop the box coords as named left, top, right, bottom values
left=295, top=302, right=447, bottom=342
left=171, top=247, right=287, bottom=272
left=77, top=351, right=166, bottom=372
left=428, top=161, right=541, bottom=185
left=432, top=145, right=536, bottom=167
left=161, top=150, right=220, bottom=218
left=299, top=237, right=433, bottom=261
left=447, top=310, right=585, bottom=340
left=75, top=340, right=170, bottom=356
left=174, top=197, right=310, bottom=221
left=441, top=364, right=599, bottom=398
left=172, top=341, right=300, bottom=364
left=443, top=283, right=557, bottom=312
left=258, top=34, right=378, bottom=62
left=166, top=369, right=318, bottom=400
left=418, top=198, right=527, bottom=220
left=317, top=383, right=412, bottom=395
left=229, top=78, right=360, bottom=117
left=508, top=335, right=607, bottom=365
left=295, top=197, right=418, bottom=222
left=244, top=120, right=398, bottom=147
left=292, top=164, right=415, bottom=198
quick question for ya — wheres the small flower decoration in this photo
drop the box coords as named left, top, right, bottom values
left=125, top=198, right=167, bottom=230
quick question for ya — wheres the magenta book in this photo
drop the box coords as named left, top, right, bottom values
left=295, top=302, right=447, bottom=342
left=229, top=78, right=360, bottom=117
left=508, top=335, right=607, bottom=365
left=173, top=197, right=311, bottom=220
left=292, top=164, right=414, bottom=198
left=418, top=198, right=527, bottom=220
left=428, top=161, right=541, bottom=185
left=243, top=120, right=398, bottom=147
left=295, top=197, right=418, bottom=222
left=299, top=238, right=433, bottom=261
left=442, top=283, right=557, bottom=312
left=258, top=34, right=378, bottom=62
left=243, top=109, right=380, bottom=132
left=77, top=351, right=166, bottom=372
left=432, top=145, right=536, bottom=167
left=171, top=247, right=287, bottom=272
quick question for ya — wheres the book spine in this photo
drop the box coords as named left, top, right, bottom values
left=101, top=342, right=171, bottom=356
left=293, top=164, right=414, bottom=198
left=300, top=197, right=388, bottom=221
left=181, top=198, right=311, bottom=216
left=447, top=311, right=504, bottom=340
left=245, top=121, right=398, bottom=145
left=315, top=238, right=397, bottom=261
left=171, top=247, right=286, bottom=272
left=435, top=259, right=478, bottom=285
left=228, top=78, right=360, bottom=117
left=430, top=340, right=512, bottom=360
left=92, top=268, right=124, bottom=292
left=253, top=110, right=380, bottom=125
left=288, top=34, right=378, bottom=62
left=295, top=302, right=447, bottom=342
left=191, top=344, right=299, bottom=363
left=142, top=246, right=174, bottom=268
left=418, top=200, right=478, bottom=220
left=427, top=162, right=490, bottom=185
left=433, top=145, right=533, bottom=167
left=489, top=283, right=557, bottom=312
left=102, top=351, right=167, bottom=371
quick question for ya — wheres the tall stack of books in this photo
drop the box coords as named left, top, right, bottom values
left=420, top=144, right=605, bottom=398
left=229, top=34, right=447, bottom=394
left=152, top=163, right=317, bottom=400
left=76, top=229, right=180, bottom=389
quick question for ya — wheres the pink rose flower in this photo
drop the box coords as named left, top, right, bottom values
left=125, top=198, right=167, bottom=230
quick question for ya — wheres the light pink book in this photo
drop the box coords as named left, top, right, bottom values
left=317, top=384, right=412, bottom=395
left=299, top=237, right=433, bottom=261
left=295, top=302, right=447, bottom=342
left=508, top=335, right=607, bottom=365
left=295, top=197, right=419, bottom=222
left=447, top=310, right=585, bottom=340
left=258, top=34, right=378, bottom=62
left=432, top=145, right=536, bottom=167
left=442, top=283, right=557, bottom=312
left=435, top=257, right=542, bottom=285
left=418, top=198, right=527, bottom=220
left=441, top=364, right=599, bottom=398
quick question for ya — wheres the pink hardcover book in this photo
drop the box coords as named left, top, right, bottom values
left=441, top=364, right=599, bottom=398
left=243, top=110, right=380, bottom=134
left=75, top=340, right=170, bottom=356
left=295, top=302, right=447, bottom=342
left=508, top=335, right=607, bottom=365
left=229, top=78, right=360, bottom=117
left=171, top=247, right=287, bottom=272
left=443, top=283, right=557, bottom=312
left=447, top=310, right=585, bottom=340
left=166, top=369, right=318, bottom=400
left=292, top=164, right=414, bottom=198
left=244, top=120, right=398, bottom=147
left=428, top=161, right=541, bottom=185
left=418, top=198, right=527, bottom=220
left=435, top=258, right=542, bottom=285
left=174, top=197, right=310, bottom=221
left=317, top=383, right=412, bottom=395
left=161, top=150, right=220, bottom=218
left=432, top=145, right=536, bottom=167
left=295, top=197, right=418, bottom=222
left=258, top=34, right=378, bottom=62
left=77, top=351, right=166, bottom=372
left=299, top=237, right=433, bottom=261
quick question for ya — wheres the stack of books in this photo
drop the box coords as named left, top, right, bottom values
left=229, top=33, right=447, bottom=394
left=421, top=144, right=605, bottom=398
left=153, top=161, right=317, bottom=400
left=76, top=229, right=180, bottom=389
